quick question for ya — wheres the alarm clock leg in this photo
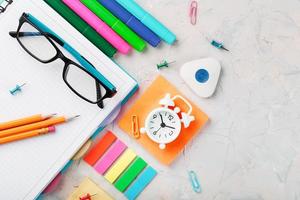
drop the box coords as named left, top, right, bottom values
left=140, top=128, right=146, bottom=134
left=159, top=143, right=166, bottom=149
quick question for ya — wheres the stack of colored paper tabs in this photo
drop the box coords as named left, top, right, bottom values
left=84, top=131, right=157, bottom=200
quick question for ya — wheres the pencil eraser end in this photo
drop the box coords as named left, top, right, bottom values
left=48, top=126, right=56, bottom=133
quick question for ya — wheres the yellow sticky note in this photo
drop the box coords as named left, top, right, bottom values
left=68, top=177, right=114, bottom=200
left=104, top=149, right=137, bottom=183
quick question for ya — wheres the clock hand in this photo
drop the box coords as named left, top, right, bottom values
left=153, top=127, right=162, bottom=135
left=165, top=125, right=175, bottom=129
left=159, top=113, right=164, bottom=124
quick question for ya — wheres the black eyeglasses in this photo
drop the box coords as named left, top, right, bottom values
left=9, top=13, right=117, bottom=108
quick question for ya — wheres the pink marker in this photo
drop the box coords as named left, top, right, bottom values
left=62, top=0, right=131, bottom=54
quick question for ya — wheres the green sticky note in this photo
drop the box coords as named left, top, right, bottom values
left=114, top=157, right=147, bottom=192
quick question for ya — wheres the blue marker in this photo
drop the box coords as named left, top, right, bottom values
left=98, top=0, right=161, bottom=47
left=115, top=0, right=176, bottom=44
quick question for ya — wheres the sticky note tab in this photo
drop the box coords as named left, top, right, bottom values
left=73, top=140, right=92, bottom=161
left=124, top=166, right=157, bottom=200
left=94, top=139, right=127, bottom=175
left=67, top=177, right=114, bottom=200
left=114, top=157, right=147, bottom=192
left=84, top=131, right=117, bottom=166
left=104, top=149, right=136, bottom=183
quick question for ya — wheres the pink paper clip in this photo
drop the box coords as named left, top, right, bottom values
left=189, top=1, right=198, bottom=25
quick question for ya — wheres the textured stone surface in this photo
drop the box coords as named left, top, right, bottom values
left=45, top=0, right=300, bottom=199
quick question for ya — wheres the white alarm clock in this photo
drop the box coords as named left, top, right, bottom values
left=140, top=94, right=195, bottom=149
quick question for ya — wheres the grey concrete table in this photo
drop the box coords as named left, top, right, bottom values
left=46, top=0, right=300, bottom=199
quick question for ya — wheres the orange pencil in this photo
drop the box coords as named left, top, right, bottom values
left=0, top=115, right=79, bottom=138
left=0, top=114, right=56, bottom=131
left=0, top=126, right=56, bottom=145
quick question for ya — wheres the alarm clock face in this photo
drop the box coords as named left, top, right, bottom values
left=144, top=107, right=181, bottom=144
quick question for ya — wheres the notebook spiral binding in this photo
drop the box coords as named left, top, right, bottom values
left=0, top=0, right=13, bottom=14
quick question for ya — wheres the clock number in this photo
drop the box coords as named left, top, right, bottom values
left=153, top=114, right=157, bottom=119
left=168, top=115, right=174, bottom=121
left=169, top=131, right=173, bottom=136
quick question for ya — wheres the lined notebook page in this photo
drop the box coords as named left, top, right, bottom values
left=0, top=0, right=136, bottom=199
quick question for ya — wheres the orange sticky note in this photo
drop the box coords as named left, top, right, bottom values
left=118, top=75, right=209, bottom=165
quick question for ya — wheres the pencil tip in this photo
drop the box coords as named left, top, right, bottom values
left=68, top=115, right=80, bottom=121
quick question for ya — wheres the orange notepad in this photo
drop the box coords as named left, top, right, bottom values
left=118, top=75, right=209, bottom=165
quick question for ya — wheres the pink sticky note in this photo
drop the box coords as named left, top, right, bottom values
left=94, top=140, right=127, bottom=174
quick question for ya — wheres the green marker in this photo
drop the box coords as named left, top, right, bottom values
left=80, top=0, right=146, bottom=52
left=44, top=0, right=116, bottom=58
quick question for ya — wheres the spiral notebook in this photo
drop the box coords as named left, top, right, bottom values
left=0, top=0, right=137, bottom=199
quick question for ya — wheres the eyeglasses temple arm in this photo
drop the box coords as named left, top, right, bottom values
left=96, top=81, right=104, bottom=109
left=9, top=31, right=64, bottom=46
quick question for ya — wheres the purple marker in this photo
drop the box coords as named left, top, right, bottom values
left=98, top=0, right=161, bottom=47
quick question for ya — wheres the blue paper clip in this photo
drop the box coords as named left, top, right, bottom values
left=211, top=40, right=229, bottom=51
left=10, top=83, right=26, bottom=95
left=188, top=170, right=202, bottom=193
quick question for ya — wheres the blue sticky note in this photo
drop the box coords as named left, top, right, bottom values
left=124, top=166, right=157, bottom=200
